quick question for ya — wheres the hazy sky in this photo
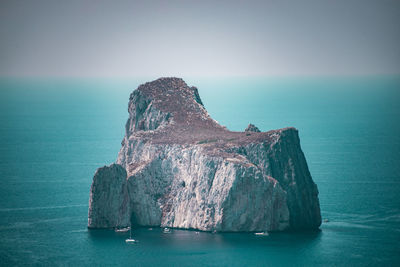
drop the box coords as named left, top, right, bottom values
left=1, top=0, right=399, bottom=77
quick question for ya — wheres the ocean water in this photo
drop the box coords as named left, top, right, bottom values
left=0, top=76, right=399, bottom=266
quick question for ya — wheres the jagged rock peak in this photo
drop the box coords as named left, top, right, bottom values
left=245, top=123, right=261, bottom=132
left=136, top=77, right=202, bottom=106
left=124, top=77, right=220, bottom=136
left=134, top=77, right=205, bottom=113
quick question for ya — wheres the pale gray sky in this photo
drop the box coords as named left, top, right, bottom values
left=0, top=0, right=399, bottom=77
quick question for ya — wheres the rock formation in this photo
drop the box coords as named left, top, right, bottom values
left=245, top=123, right=261, bottom=133
left=88, top=77, right=321, bottom=232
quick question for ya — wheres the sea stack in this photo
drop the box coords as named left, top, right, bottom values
left=88, top=77, right=321, bottom=232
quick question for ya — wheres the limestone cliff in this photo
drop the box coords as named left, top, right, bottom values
left=87, top=77, right=321, bottom=232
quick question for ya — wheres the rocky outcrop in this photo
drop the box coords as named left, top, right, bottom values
left=87, top=164, right=130, bottom=228
left=88, top=77, right=321, bottom=232
left=245, top=123, right=261, bottom=133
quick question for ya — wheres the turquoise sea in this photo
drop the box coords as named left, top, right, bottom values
left=0, top=77, right=399, bottom=266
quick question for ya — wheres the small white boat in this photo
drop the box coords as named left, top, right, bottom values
left=255, top=232, right=269, bottom=236
left=163, top=227, right=171, bottom=233
left=125, top=228, right=138, bottom=243
left=115, top=227, right=130, bottom=233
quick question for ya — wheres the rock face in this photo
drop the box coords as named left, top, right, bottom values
left=87, top=77, right=321, bottom=232
left=88, top=164, right=130, bottom=228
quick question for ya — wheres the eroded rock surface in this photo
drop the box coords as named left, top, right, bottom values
left=88, top=77, right=321, bottom=232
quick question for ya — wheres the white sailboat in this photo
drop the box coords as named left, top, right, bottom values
left=254, top=232, right=269, bottom=236
left=125, top=228, right=138, bottom=243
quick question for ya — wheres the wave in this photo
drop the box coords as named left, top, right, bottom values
left=322, top=209, right=400, bottom=231
left=0, top=204, right=88, bottom=212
